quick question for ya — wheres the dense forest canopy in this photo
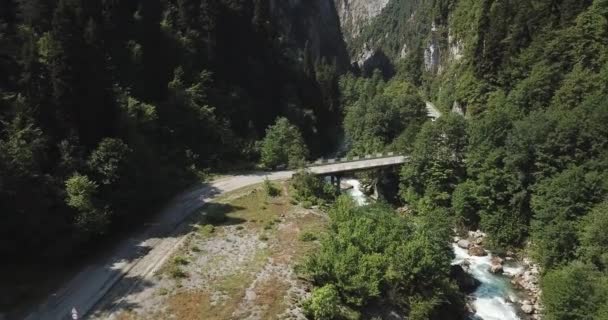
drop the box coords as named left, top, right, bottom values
left=0, top=0, right=346, bottom=266
left=343, top=0, right=608, bottom=319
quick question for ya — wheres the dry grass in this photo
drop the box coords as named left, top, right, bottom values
left=125, top=181, right=327, bottom=319
left=254, top=278, right=291, bottom=319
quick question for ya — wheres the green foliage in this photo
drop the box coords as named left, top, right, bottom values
left=530, top=166, right=606, bottom=269
left=87, top=138, right=133, bottom=185
left=291, top=170, right=337, bottom=206
left=299, top=231, right=318, bottom=242
left=542, top=262, right=608, bottom=320
left=259, top=117, right=309, bottom=169
left=341, top=73, right=427, bottom=155
left=0, top=0, right=346, bottom=266
left=65, top=173, right=108, bottom=236
left=172, top=255, right=189, bottom=266
left=578, top=202, right=608, bottom=271
left=400, top=114, right=468, bottom=208
left=263, top=178, right=280, bottom=197
left=303, top=284, right=343, bottom=320
left=302, top=196, right=462, bottom=317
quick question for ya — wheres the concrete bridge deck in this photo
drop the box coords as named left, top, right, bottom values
left=306, top=154, right=408, bottom=175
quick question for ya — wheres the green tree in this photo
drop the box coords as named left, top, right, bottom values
left=578, top=201, right=608, bottom=271
left=65, top=173, right=108, bottom=236
left=87, top=138, right=133, bottom=185
left=542, top=262, right=608, bottom=320
left=531, top=166, right=605, bottom=269
left=259, top=117, right=308, bottom=169
left=400, top=114, right=468, bottom=208
left=342, top=76, right=426, bottom=155
left=303, top=198, right=462, bottom=318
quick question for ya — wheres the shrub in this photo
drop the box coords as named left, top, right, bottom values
left=264, top=178, right=281, bottom=197
left=301, top=201, right=313, bottom=209
left=168, top=265, right=188, bottom=279
left=291, top=170, right=337, bottom=205
left=299, top=231, right=318, bottom=242
left=259, top=234, right=269, bottom=241
left=198, top=224, right=215, bottom=237
left=173, top=255, right=189, bottom=266
left=303, top=284, right=342, bottom=320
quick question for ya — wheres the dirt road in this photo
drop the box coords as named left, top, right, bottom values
left=26, top=171, right=293, bottom=320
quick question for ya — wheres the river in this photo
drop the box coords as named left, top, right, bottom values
left=342, top=178, right=524, bottom=320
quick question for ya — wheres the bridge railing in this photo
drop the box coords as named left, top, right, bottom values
left=308, top=152, right=402, bottom=166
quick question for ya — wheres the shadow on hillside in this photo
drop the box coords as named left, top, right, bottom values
left=197, top=202, right=247, bottom=226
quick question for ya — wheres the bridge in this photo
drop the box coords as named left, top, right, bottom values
left=303, top=152, right=409, bottom=191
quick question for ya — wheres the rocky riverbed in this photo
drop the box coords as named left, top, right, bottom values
left=452, top=231, right=544, bottom=320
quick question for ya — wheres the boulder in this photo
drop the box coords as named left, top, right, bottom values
left=490, top=263, right=503, bottom=274
left=468, top=245, right=487, bottom=257
left=457, top=239, right=470, bottom=249
left=521, top=301, right=534, bottom=314
left=450, top=265, right=481, bottom=294
left=491, top=256, right=504, bottom=265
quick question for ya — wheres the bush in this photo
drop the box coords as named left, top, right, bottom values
left=259, top=234, right=269, bottom=241
left=304, top=285, right=342, bottom=320
left=264, top=178, right=281, bottom=197
left=197, top=224, right=215, bottom=237
left=299, top=231, right=318, bottom=242
left=168, top=265, right=188, bottom=279
left=173, top=255, right=189, bottom=266
left=291, top=170, right=336, bottom=205
left=301, top=201, right=313, bottom=209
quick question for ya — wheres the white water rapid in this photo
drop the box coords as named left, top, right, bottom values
left=342, top=178, right=523, bottom=320
left=452, top=245, right=522, bottom=320
left=343, top=179, right=368, bottom=206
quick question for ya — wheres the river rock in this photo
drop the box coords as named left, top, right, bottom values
left=450, top=265, right=480, bottom=294
left=468, top=245, right=487, bottom=256
left=521, top=300, right=534, bottom=314
left=457, top=239, right=470, bottom=249
left=469, top=230, right=486, bottom=240
left=490, top=263, right=503, bottom=274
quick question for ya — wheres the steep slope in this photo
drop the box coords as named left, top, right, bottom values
left=334, top=0, right=390, bottom=40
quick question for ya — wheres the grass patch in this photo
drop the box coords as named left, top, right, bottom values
left=173, top=255, right=189, bottom=266
left=168, top=264, right=188, bottom=279
left=197, top=224, right=215, bottom=237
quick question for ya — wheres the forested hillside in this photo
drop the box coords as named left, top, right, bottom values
left=0, top=0, right=346, bottom=265
left=344, top=0, right=608, bottom=318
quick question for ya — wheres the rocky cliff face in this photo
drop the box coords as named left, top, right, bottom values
left=333, top=0, right=465, bottom=77
left=333, top=0, right=390, bottom=39
left=270, top=0, right=350, bottom=71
